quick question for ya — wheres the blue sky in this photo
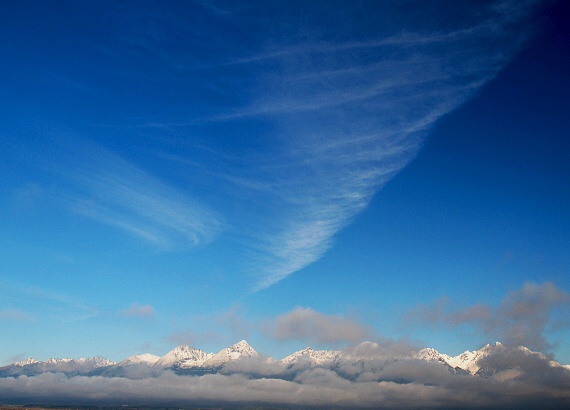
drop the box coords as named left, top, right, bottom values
left=1, top=0, right=569, bottom=365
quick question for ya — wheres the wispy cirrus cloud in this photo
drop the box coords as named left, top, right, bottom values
left=210, top=0, right=540, bottom=291
left=101, top=0, right=540, bottom=291
left=49, top=139, right=223, bottom=250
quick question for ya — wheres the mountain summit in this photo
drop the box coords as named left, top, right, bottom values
left=154, top=345, right=213, bottom=369
left=202, top=340, right=258, bottom=368
left=283, top=347, right=341, bottom=367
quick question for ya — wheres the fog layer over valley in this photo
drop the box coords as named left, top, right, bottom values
left=1, top=340, right=569, bottom=409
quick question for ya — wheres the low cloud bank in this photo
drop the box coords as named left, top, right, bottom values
left=1, top=351, right=569, bottom=409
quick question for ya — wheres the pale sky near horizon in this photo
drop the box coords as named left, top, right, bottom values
left=1, top=0, right=569, bottom=365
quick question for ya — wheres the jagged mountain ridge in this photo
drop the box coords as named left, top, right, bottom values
left=2, top=340, right=568, bottom=379
left=119, top=353, right=161, bottom=366
left=153, top=345, right=213, bottom=369
left=197, top=339, right=258, bottom=369
left=13, top=356, right=114, bottom=368
left=0, top=356, right=115, bottom=377
left=282, top=346, right=342, bottom=367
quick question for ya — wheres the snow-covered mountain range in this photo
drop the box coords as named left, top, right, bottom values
left=2, top=340, right=568, bottom=380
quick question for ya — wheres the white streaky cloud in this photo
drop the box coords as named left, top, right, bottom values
left=51, top=139, right=223, bottom=250
left=246, top=127, right=420, bottom=291
left=217, top=2, right=535, bottom=69
left=111, top=0, right=539, bottom=291
left=232, top=1, right=539, bottom=291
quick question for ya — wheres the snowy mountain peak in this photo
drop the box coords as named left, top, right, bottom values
left=481, top=341, right=504, bottom=352
left=282, top=347, right=313, bottom=365
left=46, top=358, right=73, bottom=364
left=225, top=340, right=257, bottom=357
left=32, top=357, right=114, bottom=367
left=354, top=341, right=381, bottom=350
left=80, top=357, right=116, bottom=367
left=154, top=345, right=213, bottom=369
left=416, top=347, right=439, bottom=358
left=14, top=358, right=39, bottom=366
left=119, top=353, right=161, bottom=366
left=232, top=340, right=255, bottom=351
left=415, top=348, right=452, bottom=364
left=202, top=340, right=258, bottom=368
left=170, top=345, right=193, bottom=355
left=442, top=342, right=507, bottom=374
left=282, top=346, right=341, bottom=366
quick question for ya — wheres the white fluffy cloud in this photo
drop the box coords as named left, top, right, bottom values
left=407, top=282, right=569, bottom=351
left=270, top=307, right=372, bottom=344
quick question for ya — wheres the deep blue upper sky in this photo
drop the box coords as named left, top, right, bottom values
left=0, top=0, right=568, bottom=364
